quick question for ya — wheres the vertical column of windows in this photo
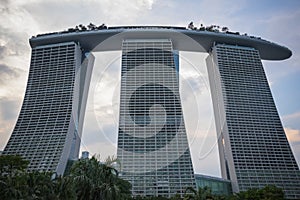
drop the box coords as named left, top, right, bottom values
left=209, top=44, right=300, bottom=199
left=118, top=39, right=195, bottom=197
left=4, top=43, right=77, bottom=172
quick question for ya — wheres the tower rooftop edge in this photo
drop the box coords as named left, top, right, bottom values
left=29, top=26, right=291, bottom=61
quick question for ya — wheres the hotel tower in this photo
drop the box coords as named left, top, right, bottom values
left=2, top=25, right=299, bottom=198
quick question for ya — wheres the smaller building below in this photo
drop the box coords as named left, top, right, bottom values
left=81, top=151, right=89, bottom=159
left=195, top=174, right=232, bottom=196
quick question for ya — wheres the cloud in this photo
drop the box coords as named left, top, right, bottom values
left=0, top=28, right=29, bottom=61
left=283, top=111, right=300, bottom=120
left=0, top=63, right=26, bottom=99
left=0, top=97, right=20, bottom=121
left=0, top=63, right=22, bottom=85
left=0, top=122, right=12, bottom=151
left=0, top=5, right=33, bottom=74
left=285, top=127, right=300, bottom=144
left=0, top=63, right=19, bottom=77
left=281, top=111, right=300, bottom=130
left=16, top=0, right=156, bottom=32
left=284, top=127, right=300, bottom=165
left=0, top=97, right=20, bottom=151
left=0, top=45, right=8, bottom=59
left=260, top=9, right=300, bottom=82
left=0, top=0, right=10, bottom=10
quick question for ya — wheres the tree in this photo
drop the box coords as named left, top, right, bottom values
left=69, top=156, right=132, bottom=200
left=0, top=155, right=76, bottom=200
left=52, top=174, right=76, bottom=200
left=0, top=155, right=29, bottom=199
left=234, top=185, right=285, bottom=200
left=234, top=188, right=260, bottom=200
left=184, top=186, right=214, bottom=200
left=21, top=171, right=57, bottom=199
left=259, top=185, right=284, bottom=200
left=0, top=154, right=132, bottom=199
left=0, top=155, right=29, bottom=177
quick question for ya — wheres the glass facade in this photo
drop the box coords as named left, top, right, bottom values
left=206, top=44, right=300, bottom=199
left=3, top=27, right=297, bottom=198
left=195, top=174, right=232, bottom=196
left=117, top=39, right=195, bottom=197
left=3, top=42, right=94, bottom=175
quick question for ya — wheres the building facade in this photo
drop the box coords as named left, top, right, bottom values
left=206, top=43, right=300, bottom=199
left=195, top=174, right=232, bottom=196
left=117, top=39, right=195, bottom=197
left=2, top=25, right=298, bottom=198
left=3, top=42, right=94, bottom=175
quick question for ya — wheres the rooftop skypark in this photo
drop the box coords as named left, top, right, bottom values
left=34, top=22, right=262, bottom=41
left=30, top=23, right=291, bottom=61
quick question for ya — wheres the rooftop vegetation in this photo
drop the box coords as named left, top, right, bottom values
left=33, top=22, right=263, bottom=41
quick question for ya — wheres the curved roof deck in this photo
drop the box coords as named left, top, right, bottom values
left=30, top=26, right=292, bottom=60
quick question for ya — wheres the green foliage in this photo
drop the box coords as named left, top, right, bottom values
left=0, top=155, right=29, bottom=199
left=0, top=155, right=286, bottom=200
left=133, top=196, right=170, bottom=200
left=0, top=154, right=29, bottom=176
left=70, top=156, right=127, bottom=200
left=260, top=185, right=285, bottom=200
left=52, top=174, right=77, bottom=200
left=182, top=185, right=284, bottom=200
left=170, top=193, right=183, bottom=200
left=0, top=156, right=76, bottom=200
left=233, top=185, right=284, bottom=200
left=0, top=154, right=131, bottom=200
left=184, top=186, right=214, bottom=200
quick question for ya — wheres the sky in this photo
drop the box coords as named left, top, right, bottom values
left=0, top=0, right=299, bottom=177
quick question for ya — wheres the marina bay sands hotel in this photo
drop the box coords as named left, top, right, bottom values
left=3, top=25, right=300, bottom=198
